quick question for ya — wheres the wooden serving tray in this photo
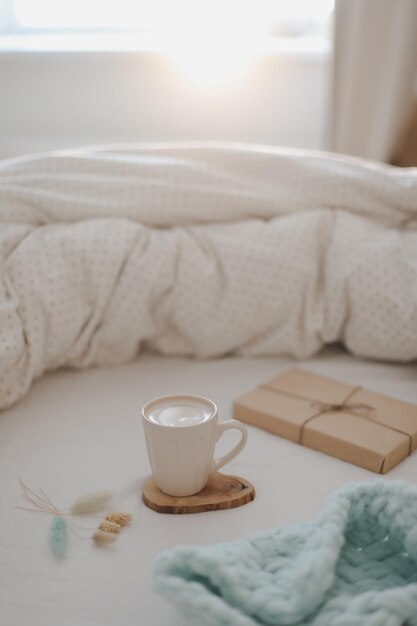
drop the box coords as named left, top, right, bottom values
left=142, top=472, right=255, bottom=514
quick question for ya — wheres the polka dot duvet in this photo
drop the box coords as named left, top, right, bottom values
left=0, top=143, right=416, bottom=409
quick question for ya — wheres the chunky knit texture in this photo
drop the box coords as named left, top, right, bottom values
left=154, top=481, right=417, bottom=625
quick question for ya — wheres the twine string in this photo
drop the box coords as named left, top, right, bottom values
left=299, top=386, right=375, bottom=444
left=260, top=383, right=412, bottom=454
left=309, top=386, right=374, bottom=417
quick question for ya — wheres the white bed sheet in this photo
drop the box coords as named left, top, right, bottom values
left=1, top=347, right=417, bottom=626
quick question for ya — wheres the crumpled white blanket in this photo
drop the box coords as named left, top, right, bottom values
left=0, top=143, right=416, bottom=410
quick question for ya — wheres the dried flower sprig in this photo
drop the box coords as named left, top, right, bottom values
left=17, top=479, right=133, bottom=554
left=17, top=479, right=97, bottom=560
left=18, top=479, right=111, bottom=520
left=92, top=512, right=133, bottom=547
left=50, top=516, right=68, bottom=558
left=92, top=530, right=118, bottom=545
left=105, top=512, right=132, bottom=527
left=71, top=491, right=113, bottom=514
left=99, top=520, right=121, bottom=534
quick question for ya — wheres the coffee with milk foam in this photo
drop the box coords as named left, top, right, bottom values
left=148, top=400, right=212, bottom=427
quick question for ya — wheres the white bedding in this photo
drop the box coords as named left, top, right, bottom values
left=1, top=348, right=417, bottom=626
left=1, top=143, right=417, bottom=412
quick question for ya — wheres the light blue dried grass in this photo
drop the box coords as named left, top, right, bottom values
left=50, top=516, right=67, bottom=558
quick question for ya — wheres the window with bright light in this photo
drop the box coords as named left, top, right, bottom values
left=0, top=0, right=334, bottom=83
left=1, top=0, right=333, bottom=38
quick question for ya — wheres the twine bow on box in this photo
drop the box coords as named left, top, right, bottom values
left=310, top=386, right=374, bottom=416
left=301, top=386, right=376, bottom=444
left=260, top=383, right=413, bottom=455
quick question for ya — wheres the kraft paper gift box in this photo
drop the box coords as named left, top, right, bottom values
left=233, top=368, right=417, bottom=473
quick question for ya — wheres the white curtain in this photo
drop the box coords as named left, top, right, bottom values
left=330, top=0, right=417, bottom=162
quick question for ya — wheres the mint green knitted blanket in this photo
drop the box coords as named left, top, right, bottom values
left=154, top=481, right=417, bottom=625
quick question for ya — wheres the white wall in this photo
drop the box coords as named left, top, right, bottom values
left=0, top=48, right=330, bottom=159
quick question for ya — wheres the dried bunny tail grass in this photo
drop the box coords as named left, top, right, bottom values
left=71, top=490, right=113, bottom=514
left=105, top=513, right=132, bottom=527
left=19, top=478, right=65, bottom=514
left=99, top=521, right=121, bottom=534
left=18, top=479, right=94, bottom=539
left=50, top=516, right=67, bottom=558
left=92, top=530, right=118, bottom=545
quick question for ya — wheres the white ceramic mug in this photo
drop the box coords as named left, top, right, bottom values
left=141, top=394, right=248, bottom=497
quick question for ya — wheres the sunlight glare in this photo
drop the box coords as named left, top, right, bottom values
left=14, top=0, right=334, bottom=84
left=160, top=1, right=268, bottom=85
left=164, top=31, right=265, bottom=85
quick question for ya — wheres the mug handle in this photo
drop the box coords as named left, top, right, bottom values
left=212, top=420, right=248, bottom=472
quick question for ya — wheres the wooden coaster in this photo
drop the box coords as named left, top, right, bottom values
left=142, top=472, right=255, bottom=514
